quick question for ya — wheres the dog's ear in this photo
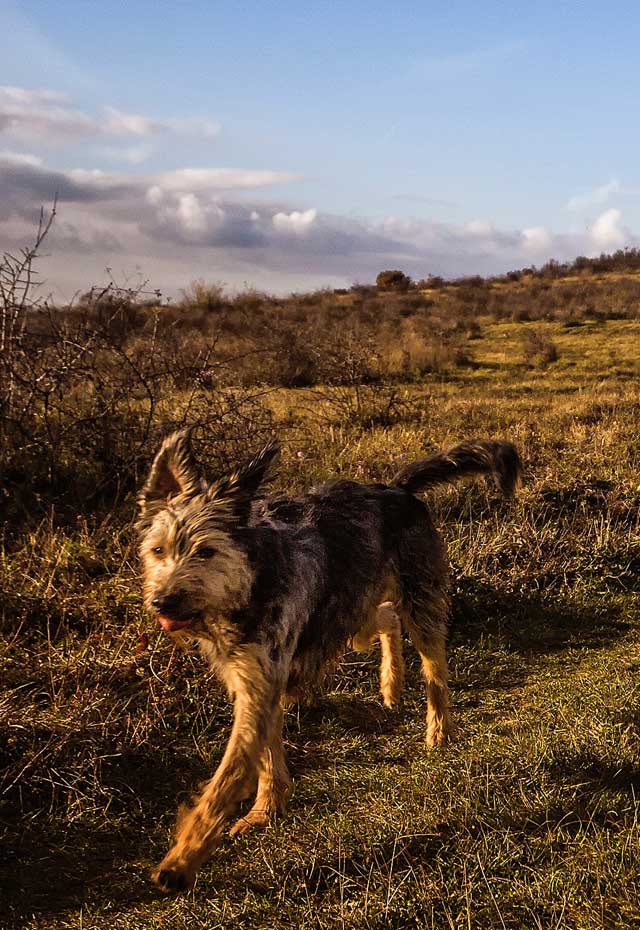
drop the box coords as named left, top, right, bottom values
left=207, top=440, right=280, bottom=521
left=137, top=431, right=201, bottom=526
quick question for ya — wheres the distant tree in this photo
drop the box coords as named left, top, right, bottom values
left=421, top=275, right=445, bottom=289
left=376, top=269, right=411, bottom=292
left=573, top=256, right=591, bottom=272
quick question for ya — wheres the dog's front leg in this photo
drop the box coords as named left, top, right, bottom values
left=229, top=698, right=292, bottom=837
left=152, top=643, right=279, bottom=893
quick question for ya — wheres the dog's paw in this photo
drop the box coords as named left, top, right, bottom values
left=151, top=862, right=195, bottom=894
left=426, top=722, right=453, bottom=748
left=382, top=690, right=402, bottom=709
left=426, top=732, right=447, bottom=748
left=229, top=809, right=271, bottom=838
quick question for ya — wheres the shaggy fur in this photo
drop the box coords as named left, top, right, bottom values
left=137, top=434, right=522, bottom=892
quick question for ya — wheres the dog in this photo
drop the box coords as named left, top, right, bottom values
left=137, top=433, right=522, bottom=892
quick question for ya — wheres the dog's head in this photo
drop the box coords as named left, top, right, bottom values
left=137, top=431, right=279, bottom=636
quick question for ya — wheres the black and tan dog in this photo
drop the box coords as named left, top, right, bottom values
left=137, top=433, right=522, bottom=892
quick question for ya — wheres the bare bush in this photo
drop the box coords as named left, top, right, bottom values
left=180, top=279, right=226, bottom=314
left=312, top=381, right=415, bottom=429
left=0, top=211, right=274, bottom=527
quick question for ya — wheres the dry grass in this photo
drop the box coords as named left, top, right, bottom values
left=1, top=319, right=639, bottom=929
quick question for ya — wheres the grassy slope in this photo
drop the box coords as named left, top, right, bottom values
left=1, top=320, right=639, bottom=929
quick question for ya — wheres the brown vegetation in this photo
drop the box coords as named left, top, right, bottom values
left=1, top=214, right=640, bottom=928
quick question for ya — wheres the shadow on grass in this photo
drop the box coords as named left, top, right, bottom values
left=0, top=825, right=161, bottom=927
left=0, top=749, right=208, bottom=927
left=511, top=751, right=640, bottom=856
left=451, top=578, right=629, bottom=655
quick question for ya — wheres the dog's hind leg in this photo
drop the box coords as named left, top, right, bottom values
left=376, top=603, right=405, bottom=708
left=417, top=627, right=451, bottom=748
left=395, top=515, right=452, bottom=747
left=400, top=596, right=451, bottom=748
left=152, top=643, right=282, bottom=893
left=351, top=601, right=405, bottom=708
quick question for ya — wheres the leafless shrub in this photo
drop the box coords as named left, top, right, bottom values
left=301, top=328, right=417, bottom=428
left=312, top=381, right=415, bottom=429
left=0, top=210, right=274, bottom=528
left=180, top=279, right=226, bottom=314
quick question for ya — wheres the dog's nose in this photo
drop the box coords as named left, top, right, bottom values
left=151, top=592, right=184, bottom=615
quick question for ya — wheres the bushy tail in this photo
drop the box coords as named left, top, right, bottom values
left=392, top=439, right=522, bottom=497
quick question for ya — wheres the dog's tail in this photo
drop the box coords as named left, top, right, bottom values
left=392, top=439, right=522, bottom=497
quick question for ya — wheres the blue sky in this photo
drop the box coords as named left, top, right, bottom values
left=2, top=0, right=640, bottom=295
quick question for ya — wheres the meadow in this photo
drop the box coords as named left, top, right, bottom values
left=1, top=244, right=640, bottom=928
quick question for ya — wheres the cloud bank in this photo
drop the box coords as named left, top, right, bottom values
left=1, top=151, right=638, bottom=297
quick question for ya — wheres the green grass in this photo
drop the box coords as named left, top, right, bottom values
left=1, top=321, right=639, bottom=929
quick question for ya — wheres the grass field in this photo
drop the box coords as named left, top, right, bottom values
left=1, top=319, right=639, bottom=929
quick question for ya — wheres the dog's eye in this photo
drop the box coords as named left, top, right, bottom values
left=152, top=546, right=164, bottom=556
left=196, top=546, right=216, bottom=560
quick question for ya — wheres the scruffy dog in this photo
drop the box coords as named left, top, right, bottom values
left=137, top=433, right=521, bottom=892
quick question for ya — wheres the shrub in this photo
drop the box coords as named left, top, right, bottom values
left=521, top=329, right=559, bottom=367
left=376, top=269, right=412, bottom=292
left=0, top=215, right=274, bottom=528
left=180, top=279, right=226, bottom=314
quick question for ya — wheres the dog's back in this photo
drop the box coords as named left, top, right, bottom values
left=252, top=479, right=446, bottom=697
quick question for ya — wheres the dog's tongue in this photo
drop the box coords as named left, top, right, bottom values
left=158, top=615, right=193, bottom=632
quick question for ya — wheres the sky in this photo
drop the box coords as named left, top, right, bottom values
left=2, top=0, right=640, bottom=298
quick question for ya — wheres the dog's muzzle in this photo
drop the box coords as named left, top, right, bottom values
left=151, top=592, right=200, bottom=632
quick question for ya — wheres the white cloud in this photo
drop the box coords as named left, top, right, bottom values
left=465, top=220, right=493, bottom=236
left=522, top=226, right=552, bottom=253
left=0, top=85, right=96, bottom=141
left=0, top=86, right=68, bottom=106
left=146, top=185, right=164, bottom=206
left=176, top=193, right=208, bottom=234
left=102, top=107, right=220, bottom=140
left=272, top=208, right=317, bottom=234
left=2, top=154, right=639, bottom=297
left=55, top=164, right=293, bottom=201
left=157, top=167, right=298, bottom=192
left=590, top=208, right=626, bottom=249
left=103, top=106, right=161, bottom=137
left=0, top=149, right=43, bottom=166
left=67, top=168, right=126, bottom=190
left=566, top=179, right=621, bottom=212
left=381, top=215, right=520, bottom=257
left=566, top=179, right=640, bottom=213
left=381, top=215, right=433, bottom=239
left=0, top=85, right=221, bottom=147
